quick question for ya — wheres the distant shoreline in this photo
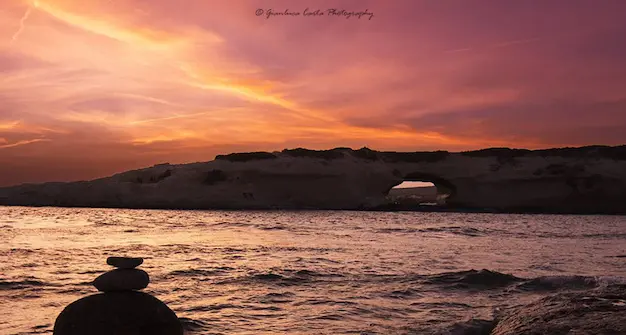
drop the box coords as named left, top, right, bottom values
left=2, top=146, right=625, bottom=215
left=2, top=204, right=625, bottom=216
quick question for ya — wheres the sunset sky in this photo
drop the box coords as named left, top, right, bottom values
left=1, top=0, right=626, bottom=186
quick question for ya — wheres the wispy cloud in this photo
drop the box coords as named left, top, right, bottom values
left=10, top=3, right=33, bottom=44
left=129, top=108, right=247, bottom=125
left=33, top=0, right=192, bottom=49
left=0, top=138, right=50, bottom=149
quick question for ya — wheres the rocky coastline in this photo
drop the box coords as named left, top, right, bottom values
left=1, top=145, right=625, bottom=214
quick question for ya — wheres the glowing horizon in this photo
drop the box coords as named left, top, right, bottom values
left=1, top=1, right=626, bottom=186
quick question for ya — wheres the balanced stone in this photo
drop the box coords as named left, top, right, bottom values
left=93, top=269, right=149, bottom=292
left=53, top=291, right=183, bottom=335
left=107, top=256, right=143, bottom=269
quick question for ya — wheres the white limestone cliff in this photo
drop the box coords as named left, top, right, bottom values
left=1, top=146, right=625, bottom=214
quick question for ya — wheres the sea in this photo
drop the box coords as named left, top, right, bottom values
left=1, top=206, right=625, bottom=334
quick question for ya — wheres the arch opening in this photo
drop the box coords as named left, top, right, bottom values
left=384, top=172, right=456, bottom=208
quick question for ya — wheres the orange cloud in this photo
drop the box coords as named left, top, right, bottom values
left=0, top=121, right=21, bottom=130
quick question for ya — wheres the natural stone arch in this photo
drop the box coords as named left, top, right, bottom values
left=399, top=172, right=458, bottom=201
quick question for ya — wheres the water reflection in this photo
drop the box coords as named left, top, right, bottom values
left=1, top=207, right=625, bottom=334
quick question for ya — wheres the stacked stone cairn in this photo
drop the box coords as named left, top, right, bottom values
left=53, top=256, right=183, bottom=335
left=94, top=256, right=150, bottom=292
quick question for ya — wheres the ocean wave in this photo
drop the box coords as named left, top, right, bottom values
left=186, top=303, right=238, bottom=312
left=423, top=269, right=523, bottom=289
left=91, top=221, right=117, bottom=226
left=376, top=226, right=486, bottom=237
left=0, top=278, right=51, bottom=290
left=4, top=248, right=35, bottom=255
left=582, top=233, right=626, bottom=239
left=420, top=269, right=626, bottom=294
left=293, top=299, right=357, bottom=307
left=256, top=246, right=346, bottom=253
left=513, top=275, right=626, bottom=293
left=209, top=222, right=254, bottom=228
left=537, top=232, right=626, bottom=239
left=54, top=286, right=92, bottom=294
left=248, top=273, right=310, bottom=286
left=178, top=317, right=216, bottom=334
left=420, top=226, right=485, bottom=237
left=168, top=268, right=231, bottom=277
left=515, top=275, right=599, bottom=292
left=386, top=288, right=422, bottom=298
left=216, top=268, right=346, bottom=286
left=77, top=270, right=105, bottom=274
left=252, top=292, right=296, bottom=304
left=436, top=318, right=497, bottom=335
left=257, top=224, right=288, bottom=230
left=167, top=266, right=626, bottom=296
left=409, top=301, right=473, bottom=309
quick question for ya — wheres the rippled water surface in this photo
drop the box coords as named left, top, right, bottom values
left=1, top=207, right=625, bottom=334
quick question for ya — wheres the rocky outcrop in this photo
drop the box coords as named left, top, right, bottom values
left=492, top=285, right=626, bottom=335
left=424, top=285, right=626, bottom=334
left=416, top=271, right=626, bottom=334
left=1, top=145, right=626, bottom=214
left=53, top=291, right=182, bottom=335
left=53, top=256, right=182, bottom=335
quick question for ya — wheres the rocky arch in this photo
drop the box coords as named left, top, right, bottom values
left=398, top=172, right=458, bottom=203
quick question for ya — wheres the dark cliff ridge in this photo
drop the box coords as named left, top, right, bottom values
left=1, top=145, right=626, bottom=214
left=215, top=145, right=626, bottom=162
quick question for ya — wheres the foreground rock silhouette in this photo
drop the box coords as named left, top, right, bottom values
left=428, top=284, right=626, bottom=335
left=53, top=256, right=182, bottom=335
left=93, top=268, right=150, bottom=291
left=107, top=256, right=144, bottom=269
left=491, top=284, right=626, bottom=335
